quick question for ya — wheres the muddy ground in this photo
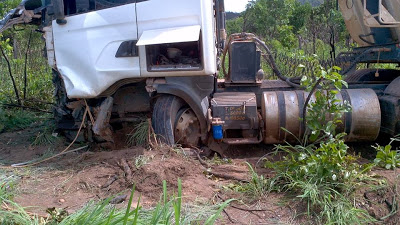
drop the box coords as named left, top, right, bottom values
left=0, top=125, right=399, bottom=224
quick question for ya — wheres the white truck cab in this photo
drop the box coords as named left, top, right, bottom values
left=49, top=0, right=218, bottom=98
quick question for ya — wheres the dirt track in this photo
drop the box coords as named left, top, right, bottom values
left=0, top=127, right=399, bottom=224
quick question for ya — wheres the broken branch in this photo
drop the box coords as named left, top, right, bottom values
left=205, top=170, right=248, bottom=183
left=0, top=45, right=21, bottom=105
left=1, top=103, right=52, bottom=113
left=118, top=159, right=133, bottom=185
left=101, top=174, right=118, bottom=189
left=23, top=30, right=33, bottom=100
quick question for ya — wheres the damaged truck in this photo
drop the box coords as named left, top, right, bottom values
left=0, top=0, right=399, bottom=154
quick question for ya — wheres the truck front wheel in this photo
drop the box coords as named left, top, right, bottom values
left=152, top=95, right=201, bottom=147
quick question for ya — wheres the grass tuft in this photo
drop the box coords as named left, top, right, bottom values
left=30, top=121, right=58, bottom=147
left=127, top=120, right=150, bottom=148
left=239, top=162, right=271, bottom=200
left=0, top=173, right=231, bottom=225
left=0, top=108, right=39, bottom=133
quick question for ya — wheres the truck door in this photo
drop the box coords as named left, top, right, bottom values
left=52, top=0, right=140, bottom=98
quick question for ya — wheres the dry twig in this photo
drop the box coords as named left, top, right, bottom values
left=118, top=159, right=133, bottom=185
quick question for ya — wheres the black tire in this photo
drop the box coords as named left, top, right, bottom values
left=152, top=95, right=186, bottom=145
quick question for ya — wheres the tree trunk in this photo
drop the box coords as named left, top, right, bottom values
left=0, top=45, right=21, bottom=105
left=23, top=30, right=33, bottom=101
left=13, top=38, right=19, bottom=59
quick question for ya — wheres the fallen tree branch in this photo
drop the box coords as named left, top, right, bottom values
left=1, top=103, right=52, bottom=113
left=101, top=174, right=118, bottom=189
left=205, top=171, right=248, bottom=183
left=109, top=194, right=127, bottom=204
left=190, top=145, right=210, bottom=168
left=217, top=194, right=276, bottom=214
left=118, top=159, right=133, bottom=185
left=191, top=146, right=248, bottom=182
left=24, top=98, right=54, bottom=105
left=196, top=152, right=210, bottom=168
left=223, top=209, right=236, bottom=223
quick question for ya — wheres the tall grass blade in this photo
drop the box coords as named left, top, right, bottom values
left=132, top=195, right=141, bottom=225
left=123, top=185, right=136, bottom=225
left=173, top=178, right=182, bottom=225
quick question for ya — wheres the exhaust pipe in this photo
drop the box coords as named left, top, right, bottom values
left=215, top=0, right=226, bottom=53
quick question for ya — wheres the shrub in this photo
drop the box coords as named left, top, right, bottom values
left=264, top=64, right=375, bottom=224
left=373, top=137, right=400, bottom=170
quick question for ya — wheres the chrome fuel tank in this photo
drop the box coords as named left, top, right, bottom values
left=261, top=89, right=381, bottom=144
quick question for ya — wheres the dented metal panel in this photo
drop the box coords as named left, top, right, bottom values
left=52, top=3, right=140, bottom=98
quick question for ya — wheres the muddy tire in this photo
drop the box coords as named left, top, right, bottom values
left=152, top=95, right=201, bottom=147
left=152, top=95, right=186, bottom=145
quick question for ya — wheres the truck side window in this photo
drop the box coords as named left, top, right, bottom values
left=63, top=0, right=136, bottom=16
left=64, top=0, right=77, bottom=15
left=93, top=0, right=136, bottom=10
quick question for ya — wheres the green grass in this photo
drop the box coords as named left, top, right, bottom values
left=0, top=174, right=232, bottom=225
left=0, top=108, right=42, bottom=132
left=30, top=121, right=59, bottom=146
left=239, top=162, right=272, bottom=200
left=373, top=137, right=400, bottom=170
left=0, top=27, right=54, bottom=109
left=127, top=120, right=150, bottom=147
left=134, top=155, right=152, bottom=170
left=0, top=170, right=41, bottom=225
left=55, top=179, right=232, bottom=225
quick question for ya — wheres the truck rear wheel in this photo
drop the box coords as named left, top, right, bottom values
left=152, top=95, right=201, bottom=147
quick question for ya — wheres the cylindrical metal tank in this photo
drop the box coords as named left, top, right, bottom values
left=261, top=89, right=381, bottom=144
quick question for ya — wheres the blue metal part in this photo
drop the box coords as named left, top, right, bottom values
left=212, top=125, right=223, bottom=140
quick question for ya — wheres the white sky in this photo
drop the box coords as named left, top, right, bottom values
left=225, top=0, right=250, bottom=13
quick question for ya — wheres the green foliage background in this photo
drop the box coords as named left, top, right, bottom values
left=0, top=0, right=53, bottom=108
left=227, top=0, right=349, bottom=56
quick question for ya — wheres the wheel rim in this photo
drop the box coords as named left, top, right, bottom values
left=174, top=108, right=201, bottom=146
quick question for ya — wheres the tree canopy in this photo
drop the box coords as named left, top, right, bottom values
left=226, top=0, right=348, bottom=56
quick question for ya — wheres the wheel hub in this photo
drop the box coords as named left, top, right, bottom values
left=174, top=108, right=201, bottom=146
